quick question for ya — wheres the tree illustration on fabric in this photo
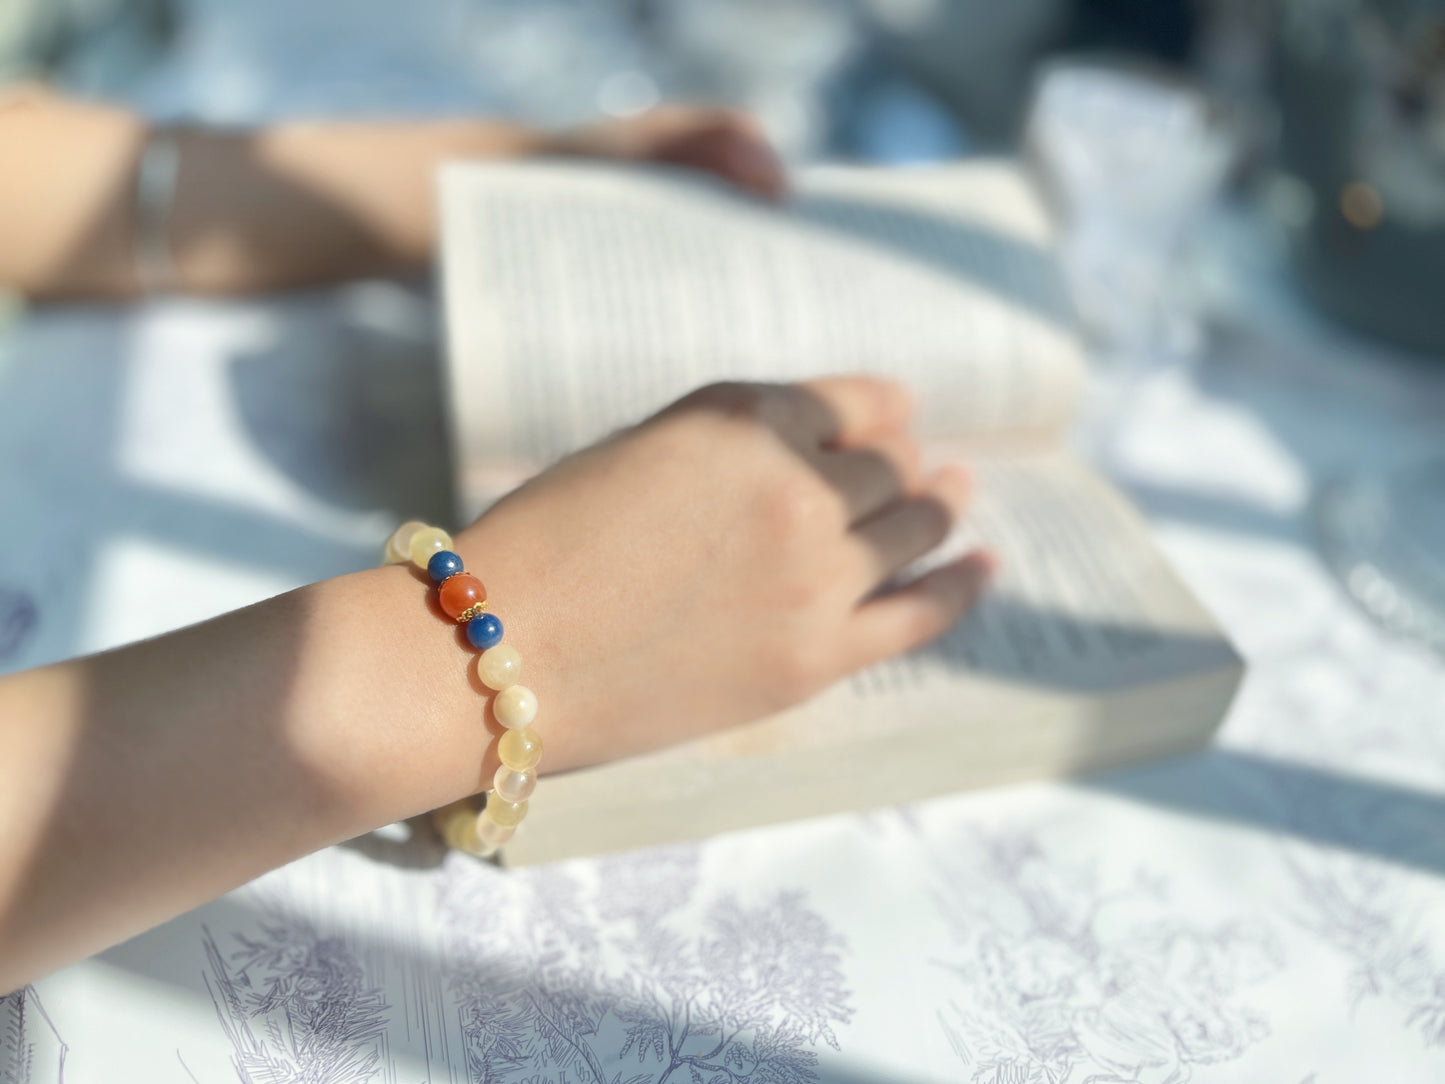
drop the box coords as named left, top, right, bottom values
left=436, top=846, right=852, bottom=1084
left=930, top=826, right=1282, bottom=1084
left=201, top=916, right=390, bottom=1084
left=1286, top=849, right=1445, bottom=1048
left=1, top=985, right=67, bottom=1084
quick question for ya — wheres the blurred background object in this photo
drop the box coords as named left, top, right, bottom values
left=1263, top=0, right=1445, bottom=654
left=1025, top=59, right=1236, bottom=361
left=1317, top=458, right=1445, bottom=653
left=1272, top=0, right=1445, bottom=356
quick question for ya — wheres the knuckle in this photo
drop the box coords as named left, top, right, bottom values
left=760, top=476, right=826, bottom=543
left=685, top=381, right=769, bottom=424
left=774, top=570, right=829, bottom=613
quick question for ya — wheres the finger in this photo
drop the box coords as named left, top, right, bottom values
left=844, top=550, right=996, bottom=668
left=719, top=127, right=788, bottom=200
left=650, top=111, right=787, bottom=199
left=811, top=434, right=924, bottom=525
left=787, top=375, right=914, bottom=448
left=553, top=106, right=785, bottom=196
left=849, top=464, right=972, bottom=585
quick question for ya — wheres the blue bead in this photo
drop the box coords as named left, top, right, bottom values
left=427, top=550, right=464, bottom=583
left=466, top=612, right=504, bottom=650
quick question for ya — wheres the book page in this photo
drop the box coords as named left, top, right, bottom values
left=440, top=159, right=1085, bottom=508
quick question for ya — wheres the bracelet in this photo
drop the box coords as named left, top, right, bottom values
left=133, top=127, right=181, bottom=294
left=383, top=520, right=542, bottom=858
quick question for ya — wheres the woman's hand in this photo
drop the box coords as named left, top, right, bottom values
left=550, top=105, right=787, bottom=200
left=0, top=376, right=988, bottom=988
left=452, top=376, right=991, bottom=776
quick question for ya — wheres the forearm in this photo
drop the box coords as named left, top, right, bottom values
left=0, top=88, right=546, bottom=299
left=0, top=563, right=489, bottom=991
left=169, top=117, right=546, bottom=294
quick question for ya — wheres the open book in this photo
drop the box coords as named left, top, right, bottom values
left=438, top=160, right=1241, bottom=866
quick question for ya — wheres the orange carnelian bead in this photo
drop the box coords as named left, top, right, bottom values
left=438, top=573, right=486, bottom=620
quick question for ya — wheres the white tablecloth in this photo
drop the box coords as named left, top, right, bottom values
left=2, top=226, right=1444, bottom=1083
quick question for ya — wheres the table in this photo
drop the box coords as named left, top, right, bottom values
left=1, top=219, right=1443, bottom=1083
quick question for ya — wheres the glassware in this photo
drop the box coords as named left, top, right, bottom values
left=1026, top=61, right=1235, bottom=357
left=1024, top=60, right=1236, bottom=460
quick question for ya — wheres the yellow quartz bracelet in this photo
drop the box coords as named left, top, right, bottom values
left=383, top=520, right=541, bottom=858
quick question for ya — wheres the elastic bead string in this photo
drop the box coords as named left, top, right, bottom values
left=383, top=520, right=541, bottom=858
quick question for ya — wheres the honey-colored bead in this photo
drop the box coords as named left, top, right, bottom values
left=478, top=644, right=522, bottom=690
left=484, top=796, right=529, bottom=828
left=499, top=726, right=543, bottom=770
left=438, top=572, right=486, bottom=621
left=493, top=766, right=537, bottom=803
left=494, top=684, right=537, bottom=728
left=473, top=815, right=514, bottom=854
left=408, top=526, right=453, bottom=569
left=431, top=799, right=483, bottom=852
left=385, top=520, right=427, bottom=564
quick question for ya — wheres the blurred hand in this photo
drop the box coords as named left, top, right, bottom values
left=453, top=376, right=992, bottom=775
left=550, top=105, right=788, bottom=200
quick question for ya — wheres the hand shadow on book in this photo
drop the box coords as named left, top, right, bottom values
left=910, top=593, right=1237, bottom=692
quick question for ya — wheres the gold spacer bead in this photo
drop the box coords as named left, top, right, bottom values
left=456, top=601, right=489, bottom=623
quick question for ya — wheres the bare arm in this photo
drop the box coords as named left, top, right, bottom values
left=0, top=377, right=990, bottom=991
left=0, top=87, right=785, bottom=299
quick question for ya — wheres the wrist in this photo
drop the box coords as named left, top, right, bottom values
left=293, top=564, right=496, bottom=831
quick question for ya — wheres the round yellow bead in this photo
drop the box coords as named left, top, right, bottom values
left=408, top=526, right=453, bottom=569
left=478, top=644, right=523, bottom=690
left=494, top=684, right=537, bottom=729
left=431, top=799, right=482, bottom=852
left=385, top=520, right=428, bottom=564
left=499, top=726, right=543, bottom=771
left=484, top=797, right=529, bottom=828
left=474, top=814, right=514, bottom=848
left=493, top=765, right=537, bottom=803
